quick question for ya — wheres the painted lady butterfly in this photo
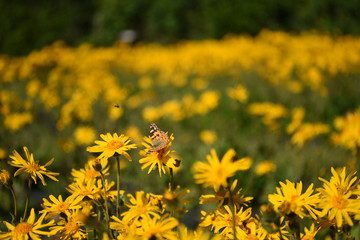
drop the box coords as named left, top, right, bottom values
left=146, top=123, right=169, bottom=155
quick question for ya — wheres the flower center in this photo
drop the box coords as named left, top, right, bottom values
left=57, top=202, right=70, bottom=212
left=27, top=163, right=40, bottom=172
left=107, top=140, right=123, bottom=150
left=65, top=222, right=79, bottom=235
left=332, top=196, right=348, bottom=209
left=84, top=169, right=97, bottom=179
left=14, top=222, right=33, bottom=234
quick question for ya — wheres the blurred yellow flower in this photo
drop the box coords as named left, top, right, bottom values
left=26, top=78, right=41, bottom=98
left=199, top=90, right=220, bottom=110
left=143, top=106, right=161, bottom=122
left=138, top=76, right=153, bottom=89
left=8, top=146, right=59, bottom=186
left=291, top=123, right=330, bottom=147
left=74, top=126, right=96, bottom=146
left=331, top=108, right=360, bottom=154
left=0, top=208, right=55, bottom=240
left=301, top=224, right=320, bottom=240
left=0, top=169, right=11, bottom=185
left=248, top=102, right=287, bottom=131
left=125, top=125, right=143, bottom=145
left=0, top=148, right=7, bottom=159
left=87, top=133, right=136, bottom=161
left=200, top=130, right=217, bottom=145
left=193, top=149, right=252, bottom=191
left=4, top=112, right=33, bottom=131
left=255, top=160, right=277, bottom=176
left=286, top=107, right=305, bottom=134
left=227, top=84, right=249, bottom=103
left=191, top=77, right=208, bottom=90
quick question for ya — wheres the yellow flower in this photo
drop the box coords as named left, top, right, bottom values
left=139, top=134, right=180, bottom=177
left=4, top=112, right=33, bottom=131
left=0, top=208, right=55, bottom=240
left=162, top=186, right=192, bottom=213
left=237, top=220, right=267, bottom=240
left=212, top=206, right=252, bottom=238
left=316, top=167, right=360, bottom=227
left=87, top=133, right=136, bottom=161
left=191, top=77, right=208, bottom=90
left=331, top=108, right=360, bottom=154
left=48, top=209, right=87, bottom=239
left=138, top=76, right=153, bottom=89
left=200, top=179, right=253, bottom=209
left=268, top=180, right=320, bottom=219
left=255, top=160, right=277, bottom=176
left=0, top=148, right=7, bottom=159
left=40, top=194, right=83, bottom=219
left=248, top=102, right=288, bottom=131
left=192, top=149, right=252, bottom=191
left=290, top=122, right=330, bottom=147
left=177, top=224, right=220, bottom=240
left=199, top=130, right=217, bottom=145
left=0, top=169, right=11, bottom=185
left=74, top=126, right=97, bottom=146
left=70, top=157, right=109, bottom=184
left=300, top=224, right=320, bottom=240
left=227, top=84, right=249, bottom=103
left=137, top=215, right=179, bottom=240
left=110, top=215, right=137, bottom=238
left=8, top=146, right=59, bottom=186
left=286, top=107, right=305, bottom=134
left=121, top=191, right=162, bottom=223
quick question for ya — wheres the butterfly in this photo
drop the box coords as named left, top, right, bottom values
left=146, top=123, right=169, bottom=155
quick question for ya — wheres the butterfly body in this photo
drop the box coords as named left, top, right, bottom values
left=146, top=123, right=169, bottom=154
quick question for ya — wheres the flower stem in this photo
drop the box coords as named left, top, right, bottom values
left=23, top=177, right=32, bottom=220
left=9, top=186, right=17, bottom=221
left=169, top=168, right=174, bottom=191
left=116, top=156, right=121, bottom=217
left=100, top=171, right=113, bottom=238
left=228, top=187, right=237, bottom=240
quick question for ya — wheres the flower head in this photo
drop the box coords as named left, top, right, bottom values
left=0, top=208, right=54, bottom=240
left=136, top=215, right=178, bottom=240
left=193, top=149, right=252, bottom=191
left=139, top=134, right=180, bottom=177
left=268, top=180, right=320, bottom=219
left=87, top=133, right=136, bottom=161
left=40, top=194, right=83, bottom=219
left=8, top=146, right=59, bottom=185
left=316, top=167, right=360, bottom=227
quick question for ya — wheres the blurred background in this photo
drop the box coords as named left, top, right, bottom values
left=1, top=0, right=360, bottom=232
left=2, top=0, right=360, bottom=55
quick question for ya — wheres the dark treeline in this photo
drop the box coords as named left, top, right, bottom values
left=1, top=0, right=360, bottom=55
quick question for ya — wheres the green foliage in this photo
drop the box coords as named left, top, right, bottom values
left=2, top=0, right=360, bottom=55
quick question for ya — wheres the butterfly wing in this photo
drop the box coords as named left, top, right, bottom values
left=146, top=123, right=169, bottom=154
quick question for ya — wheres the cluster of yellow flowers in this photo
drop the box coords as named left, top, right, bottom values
left=1, top=128, right=360, bottom=239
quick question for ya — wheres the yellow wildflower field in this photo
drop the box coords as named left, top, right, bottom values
left=1, top=30, right=360, bottom=239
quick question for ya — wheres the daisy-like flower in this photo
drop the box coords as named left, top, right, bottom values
left=237, top=219, right=267, bottom=240
left=162, top=186, right=192, bottom=214
left=0, top=208, right=54, bottom=240
left=70, top=157, right=109, bottom=184
left=40, top=194, right=83, bottom=219
left=48, top=209, right=87, bottom=239
left=200, top=179, right=253, bottom=209
left=110, top=215, right=137, bottom=238
left=139, top=134, right=180, bottom=177
left=316, top=167, right=360, bottom=227
left=212, top=205, right=252, bottom=238
left=8, top=146, right=59, bottom=185
left=136, top=215, right=178, bottom=240
left=268, top=180, right=320, bottom=219
left=86, top=133, right=137, bottom=161
left=121, top=191, right=162, bottom=223
left=66, top=178, right=101, bottom=200
left=192, top=149, right=252, bottom=191
left=177, top=224, right=221, bottom=240
left=300, top=224, right=320, bottom=240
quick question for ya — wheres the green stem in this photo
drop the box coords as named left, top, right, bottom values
left=228, top=187, right=237, bottom=240
left=9, top=186, right=17, bottom=221
left=100, top=171, right=113, bottom=238
left=169, top=168, right=174, bottom=191
left=116, top=156, right=121, bottom=217
left=23, top=177, right=32, bottom=220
